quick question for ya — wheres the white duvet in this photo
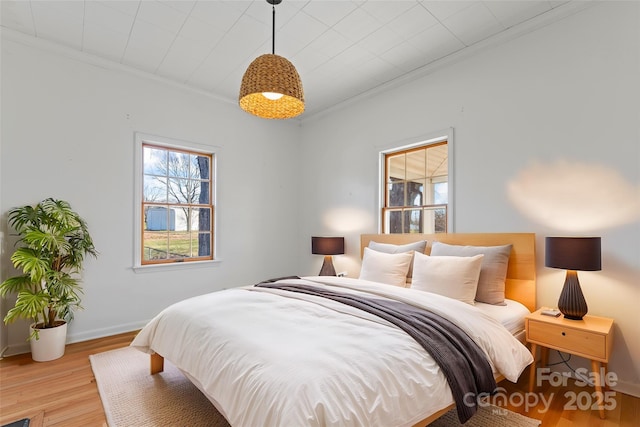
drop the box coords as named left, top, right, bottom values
left=131, top=277, right=533, bottom=427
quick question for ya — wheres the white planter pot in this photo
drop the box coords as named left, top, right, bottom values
left=30, top=322, right=68, bottom=362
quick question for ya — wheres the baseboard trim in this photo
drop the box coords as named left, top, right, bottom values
left=1, top=320, right=149, bottom=357
left=66, top=320, right=148, bottom=344
left=613, top=380, right=640, bottom=399
left=2, top=342, right=30, bottom=358
left=0, top=345, right=9, bottom=360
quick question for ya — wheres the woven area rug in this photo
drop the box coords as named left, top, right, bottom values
left=430, top=405, right=541, bottom=427
left=90, top=347, right=229, bottom=427
left=90, top=346, right=540, bottom=427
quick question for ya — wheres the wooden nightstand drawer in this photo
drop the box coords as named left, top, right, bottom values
left=527, top=310, right=614, bottom=419
left=528, top=320, right=606, bottom=359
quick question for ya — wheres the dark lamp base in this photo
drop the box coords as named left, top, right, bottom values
left=318, top=255, right=337, bottom=276
left=558, top=270, right=588, bottom=320
left=563, top=314, right=585, bottom=320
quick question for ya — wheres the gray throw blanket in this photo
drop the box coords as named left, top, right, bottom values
left=255, top=281, right=497, bottom=423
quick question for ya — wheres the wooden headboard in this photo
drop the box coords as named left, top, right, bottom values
left=360, top=233, right=537, bottom=312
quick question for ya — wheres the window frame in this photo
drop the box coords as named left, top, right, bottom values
left=133, top=133, right=219, bottom=271
left=378, top=129, right=454, bottom=233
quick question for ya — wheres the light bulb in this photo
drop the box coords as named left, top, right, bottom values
left=262, top=92, right=283, bottom=101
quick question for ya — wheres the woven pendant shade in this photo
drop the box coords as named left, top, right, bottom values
left=239, top=54, right=304, bottom=119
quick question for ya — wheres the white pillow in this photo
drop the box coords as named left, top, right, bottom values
left=368, top=240, right=427, bottom=278
left=411, top=252, right=484, bottom=305
left=430, top=242, right=512, bottom=305
left=358, top=247, right=413, bottom=287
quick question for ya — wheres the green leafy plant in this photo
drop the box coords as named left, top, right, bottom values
left=0, top=198, right=97, bottom=338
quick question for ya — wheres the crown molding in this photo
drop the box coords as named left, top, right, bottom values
left=1, top=0, right=595, bottom=123
left=1, top=27, right=236, bottom=108
left=301, top=0, right=596, bottom=123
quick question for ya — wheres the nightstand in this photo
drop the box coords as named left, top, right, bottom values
left=525, top=309, right=614, bottom=419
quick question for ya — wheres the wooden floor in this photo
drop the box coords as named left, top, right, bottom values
left=1, top=332, right=638, bottom=426
left=499, top=371, right=640, bottom=426
left=0, top=331, right=137, bottom=427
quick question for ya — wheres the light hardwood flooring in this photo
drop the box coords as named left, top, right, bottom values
left=1, top=332, right=638, bottom=426
left=499, top=369, right=639, bottom=426
left=0, top=331, right=137, bottom=427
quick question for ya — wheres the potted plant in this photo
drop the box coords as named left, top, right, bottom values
left=0, top=198, right=97, bottom=361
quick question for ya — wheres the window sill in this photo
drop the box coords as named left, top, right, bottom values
left=133, top=259, right=222, bottom=274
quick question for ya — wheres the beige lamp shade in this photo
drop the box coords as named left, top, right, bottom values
left=239, top=53, right=305, bottom=119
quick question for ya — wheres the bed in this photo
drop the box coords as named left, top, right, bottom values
left=132, top=233, right=536, bottom=426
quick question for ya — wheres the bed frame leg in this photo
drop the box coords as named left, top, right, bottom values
left=150, top=353, right=164, bottom=374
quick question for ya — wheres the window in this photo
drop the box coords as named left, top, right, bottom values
left=135, top=134, right=215, bottom=266
left=381, top=139, right=450, bottom=234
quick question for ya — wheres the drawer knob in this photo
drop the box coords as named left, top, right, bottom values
left=562, top=332, right=566, bottom=336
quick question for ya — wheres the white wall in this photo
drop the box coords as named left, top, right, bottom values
left=299, top=2, right=640, bottom=396
left=0, top=35, right=302, bottom=353
left=0, top=34, right=4, bottom=353
left=1, top=0, right=638, bottom=399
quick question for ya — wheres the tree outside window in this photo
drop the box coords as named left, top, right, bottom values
left=142, top=144, right=214, bottom=264
left=383, top=142, right=448, bottom=234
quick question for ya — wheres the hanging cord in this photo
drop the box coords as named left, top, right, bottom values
left=271, top=4, right=276, bottom=54
left=546, top=350, right=594, bottom=386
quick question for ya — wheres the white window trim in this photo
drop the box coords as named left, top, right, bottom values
left=377, top=127, right=455, bottom=233
left=133, top=132, right=220, bottom=272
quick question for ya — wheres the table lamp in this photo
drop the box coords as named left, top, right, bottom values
left=311, top=237, right=345, bottom=276
left=545, top=237, right=601, bottom=320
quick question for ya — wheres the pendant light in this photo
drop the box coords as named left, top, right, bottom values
left=239, top=0, right=304, bottom=119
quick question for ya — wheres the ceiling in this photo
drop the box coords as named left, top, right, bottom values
left=1, top=0, right=576, bottom=118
